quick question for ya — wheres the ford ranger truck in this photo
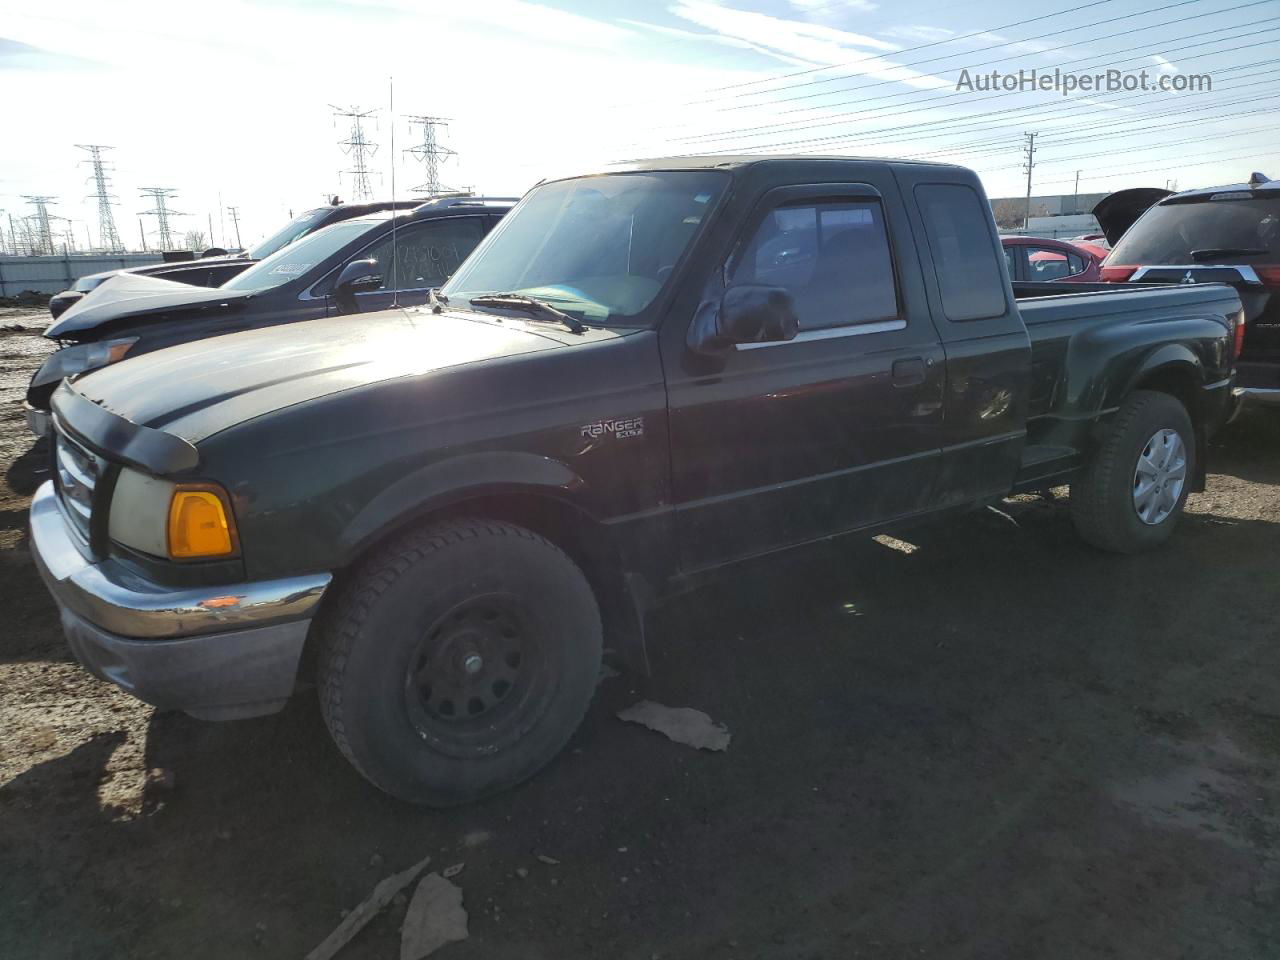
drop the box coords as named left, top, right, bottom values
left=30, top=156, right=1242, bottom=806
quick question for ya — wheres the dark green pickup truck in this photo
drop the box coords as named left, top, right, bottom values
left=31, top=156, right=1242, bottom=805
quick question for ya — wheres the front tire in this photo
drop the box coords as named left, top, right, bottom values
left=1070, top=390, right=1195, bottom=554
left=318, top=518, right=602, bottom=806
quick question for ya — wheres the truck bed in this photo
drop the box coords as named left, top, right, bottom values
left=1011, top=282, right=1241, bottom=490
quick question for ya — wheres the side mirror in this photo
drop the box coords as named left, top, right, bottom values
left=688, top=284, right=799, bottom=355
left=200, top=247, right=229, bottom=259
left=333, top=259, right=382, bottom=294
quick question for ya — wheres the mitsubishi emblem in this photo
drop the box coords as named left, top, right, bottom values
left=1180, top=271, right=1197, bottom=284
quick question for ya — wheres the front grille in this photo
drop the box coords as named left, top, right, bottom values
left=54, top=429, right=101, bottom=544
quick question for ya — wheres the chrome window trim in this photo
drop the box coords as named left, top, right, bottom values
left=1130, top=264, right=1263, bottom=284
left=735, top=317, right=907, bottom=350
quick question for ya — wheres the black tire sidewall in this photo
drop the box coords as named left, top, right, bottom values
left=334, top=528, right=601, bottom=805
left=1106, top=394, right=1195, bottom=550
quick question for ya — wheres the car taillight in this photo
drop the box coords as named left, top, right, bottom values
left=1232, top=313, right=1246, bottom=362
left=1100, top=265, right=1138, bottom=282
left=1254, top=265, right=1280, bottom=288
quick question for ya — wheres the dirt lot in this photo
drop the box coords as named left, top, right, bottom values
left=1, top=306, right=1278, bottom=959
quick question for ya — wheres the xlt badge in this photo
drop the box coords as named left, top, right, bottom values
left=580, top=416, right=645, bottom=440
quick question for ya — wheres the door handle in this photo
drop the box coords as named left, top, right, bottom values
left=892, top=357, right=927, bottom=387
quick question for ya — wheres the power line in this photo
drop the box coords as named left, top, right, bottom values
left=331, top=104, right=380, bottom=201
left=138, top=187, right=185, bottom=252
left=21, top=196, right=58, bottom=255
left=683, top=0, right=1123, bottom=101
left=404, top=115, right=458, bottom=196
left=76, top=144, right=123, bottom=253
left=666, top=13, right=1280, bottom=147
left=685, top=63, right=1280, bottom=157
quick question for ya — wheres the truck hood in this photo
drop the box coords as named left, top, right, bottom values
left=68, top=306, right=580, bottom=445
left=1092, top=188, right=1174, bottom=246
left=47, top=273, right=256, bottom=339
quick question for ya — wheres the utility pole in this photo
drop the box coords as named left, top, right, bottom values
left=76, top=144, right=123, bottom=252
left=404, top=115, right=458, bottom=196
left=138, top=218, right=146, bottom=252
left=1072, top=170, right=1081, bottom=215
left=139, top=187, right=185, bottom=252
left=22, top=196, right=58, bottom=255
left=1021, top=132, right=1038, bottom=229
left=227, top=205, right=243, bottom=249
left=331, top=105, right=379, bottom=201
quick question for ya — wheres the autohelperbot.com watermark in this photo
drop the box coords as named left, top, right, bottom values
left=955, top=67, right=1212, bottom=96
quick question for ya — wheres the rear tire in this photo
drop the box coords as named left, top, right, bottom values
left=1070, top=390, right=1195, bottom=554
left=318, top=518, right=602, bottom=806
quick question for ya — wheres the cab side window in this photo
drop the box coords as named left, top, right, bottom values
left=914, top=184, right=1007, bottom=321
left=361, top=217, right=487, bottom=292
left=729, top=200, right=899, bottom=331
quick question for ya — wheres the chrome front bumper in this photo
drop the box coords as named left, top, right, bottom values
left=24, top=402, right=50, bottom=439
left=1233, top=386, right=1280, bottom=408
left=29, top=481, right=332, bottom=720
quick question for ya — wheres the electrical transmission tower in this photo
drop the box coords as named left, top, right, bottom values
left=22, top=196, right=58, bottom=255
left=76, top=144, right=123, bottom=252
left=139, top=187, right=185, bottom=251
left=331, top=105, right=379, bottom=201
left=1021, top=132, right=1038, bottom=229
left=404, top=115, right=458, bottom=196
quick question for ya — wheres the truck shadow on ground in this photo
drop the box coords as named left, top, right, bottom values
left=4, top=480, right=1279, bottom=959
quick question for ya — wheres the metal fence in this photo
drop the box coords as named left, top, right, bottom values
left=0, top=254, right=164, bottom=297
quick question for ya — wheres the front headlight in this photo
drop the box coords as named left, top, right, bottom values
left=109, top=469, right=239, bottom=560
left=30, top=337, right=138, bottom=390
left=74, top=274, right=110, bottom=293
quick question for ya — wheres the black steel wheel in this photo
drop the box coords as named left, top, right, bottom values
left=318, top=518, right=602, bottom=806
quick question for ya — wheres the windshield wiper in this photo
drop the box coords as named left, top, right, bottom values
left=1190, top=247, right=1269, bottom=261
left=467, top=293, right=585, bottom=334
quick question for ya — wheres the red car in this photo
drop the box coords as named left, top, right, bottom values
left=1000, top=235, right=1106, bottom=282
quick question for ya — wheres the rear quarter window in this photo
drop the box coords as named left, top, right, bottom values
left=914, top=184, right=1008, bottom=321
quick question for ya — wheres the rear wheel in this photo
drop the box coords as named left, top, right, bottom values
left=1070, top=390, right=1195, bottom=553
left=318, top=518, right=602, bottom=806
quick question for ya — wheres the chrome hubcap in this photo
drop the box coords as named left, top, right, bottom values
left=1133, top=428, right=1187, bottom=525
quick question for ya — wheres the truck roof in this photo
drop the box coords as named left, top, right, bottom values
left=538, top=154, right=971, bottom=183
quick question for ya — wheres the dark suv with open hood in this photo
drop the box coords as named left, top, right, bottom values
left=1101, top=173, right=1280, bottom=409
left=25, top=196, right=514, bottom=434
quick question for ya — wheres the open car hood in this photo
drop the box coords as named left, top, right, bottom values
left=47, top=273, right=257, bottom=338
left=1092, top=188, right=1174, bottom=246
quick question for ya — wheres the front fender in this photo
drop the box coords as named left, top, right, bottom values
left=337, top=450, right=587, bottom=563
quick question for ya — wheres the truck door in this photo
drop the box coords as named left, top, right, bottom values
left=663, top=181, right=946, bottom=572
left=892, top=169, right=1032, bottom=507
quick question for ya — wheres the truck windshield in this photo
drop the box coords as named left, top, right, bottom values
left=245, top=207, right=330, bottom=260
left=221, top=220, right=373, bottom=292
left=441, top=171, right=729, bottom=326
left=1110, top=195, right=1280, bottom=265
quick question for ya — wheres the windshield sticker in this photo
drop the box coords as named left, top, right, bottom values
left=269, top=262, right=311, bottom=276
left=581, top=416, right=644, bottom=441
left=694, top=193, right=712, bottom=204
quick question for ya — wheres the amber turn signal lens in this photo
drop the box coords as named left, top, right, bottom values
left=167, top=489, right=234, bottom=558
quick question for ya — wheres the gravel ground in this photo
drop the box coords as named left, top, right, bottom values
left=1, top=307, right=1278, bottom=959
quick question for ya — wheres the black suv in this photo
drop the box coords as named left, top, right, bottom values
left=25, top=196, right=515, bottom=434
left=46, top=200, right=427, bottom=319
left=1101, top=173, right=1280, bottom=410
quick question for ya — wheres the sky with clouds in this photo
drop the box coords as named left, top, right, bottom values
left=1, top=0, right=1276, bottom=250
